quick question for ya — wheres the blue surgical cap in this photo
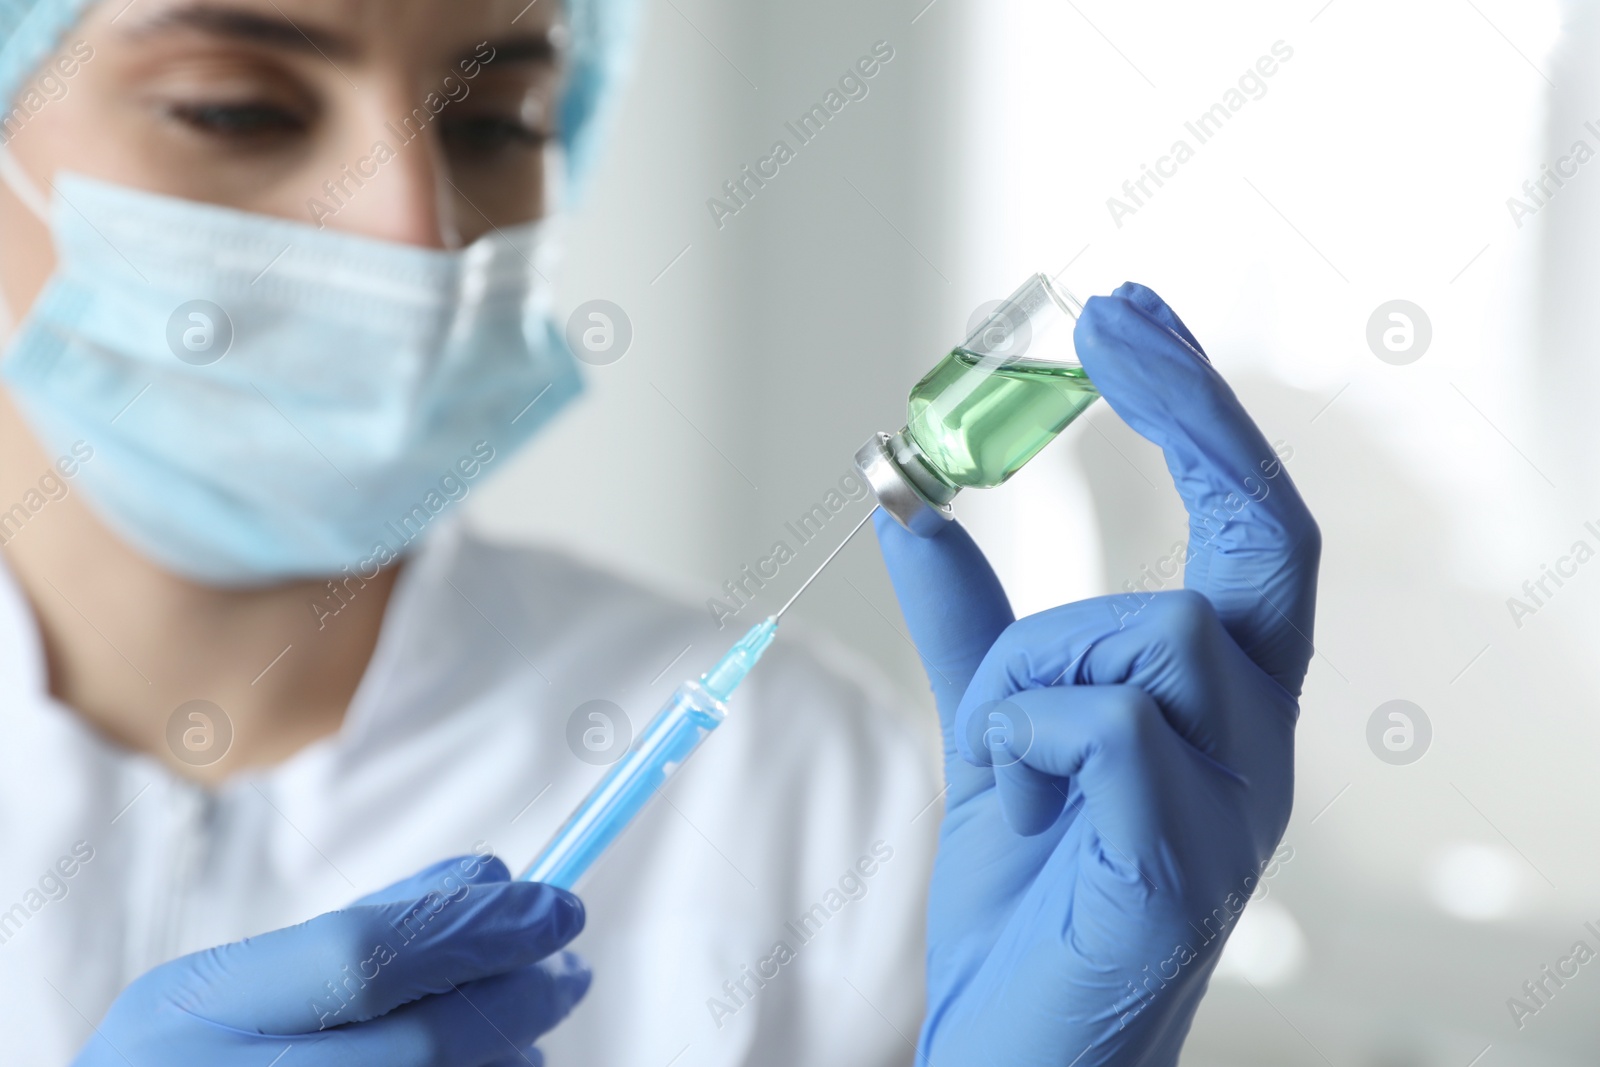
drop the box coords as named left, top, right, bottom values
left=0, top=0, right=638, bottom=185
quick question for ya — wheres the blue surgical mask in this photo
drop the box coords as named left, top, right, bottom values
left=0, top=170, right=581, bottom=585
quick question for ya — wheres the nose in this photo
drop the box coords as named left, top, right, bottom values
left=314, top=90, right=460, bottom=250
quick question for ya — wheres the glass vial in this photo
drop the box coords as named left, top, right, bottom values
left=855, top=273, right=1099, bottom=537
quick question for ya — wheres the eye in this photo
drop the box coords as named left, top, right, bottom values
left=165, top=101, right=309, bottom=139
left=443, top=114, right=553, bottom=155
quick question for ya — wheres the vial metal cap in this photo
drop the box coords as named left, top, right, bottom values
left=853, top=431, right=955, bottom=538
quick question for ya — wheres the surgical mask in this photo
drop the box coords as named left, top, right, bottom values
left=0, top=166, right=581, bottom=585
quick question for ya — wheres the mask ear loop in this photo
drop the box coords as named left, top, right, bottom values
left=0, top=144, right=52, bottom=340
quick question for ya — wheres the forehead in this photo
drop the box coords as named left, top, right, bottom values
left=99, top=0, right=564, bottom=64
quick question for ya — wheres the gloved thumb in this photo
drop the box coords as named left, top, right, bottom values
left=873, top=509, right=1014, bottom=728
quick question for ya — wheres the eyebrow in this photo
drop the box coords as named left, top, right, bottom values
left=123, top=4, right=358, bottom=58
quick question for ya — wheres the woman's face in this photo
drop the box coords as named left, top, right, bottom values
left=0, top=0, right=564, bottom=318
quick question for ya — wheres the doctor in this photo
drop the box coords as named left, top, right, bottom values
left=0, top=0, right=1318, bottom=1064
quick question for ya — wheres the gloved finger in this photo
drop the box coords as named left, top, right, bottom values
left=951, top=595, right=1125, bottom=766
left=957, top=591, right=1288, bottom=775
left=1075, top=288, right=1321, bottom=696
left=991, top=757, right=1067, bottom=837
left=873, top=509, right=1014, bottom=728
left=176, top=880, right=586, bottom=1033
left=989, top=685, right=1193, bottom=868
left=1112, top=280, right=1207, bottom=359
left=950, top=599, right=1116, bottom=834
left=964, top=678, right=1150, bottom=838
left=1085, top=589, right=1299, bottom=761
left=960, top=681, right=1076, bottom=834
left=320, top=952, right=590, bottom=1066
left=353, top=852, right=511, bottom=907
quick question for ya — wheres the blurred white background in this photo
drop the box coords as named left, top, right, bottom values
left=471, top=0, right=1600, bottom=1062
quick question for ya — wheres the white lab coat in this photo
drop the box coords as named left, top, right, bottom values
left=0, top=520, right=939, bottom=1065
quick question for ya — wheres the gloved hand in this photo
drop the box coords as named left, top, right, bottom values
left=74, top=853, right=590, bottom=1067
left=876, top=282, right=1319, bottom=1066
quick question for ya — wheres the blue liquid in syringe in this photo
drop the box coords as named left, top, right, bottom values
left=519, top=617, right=778, bottom=890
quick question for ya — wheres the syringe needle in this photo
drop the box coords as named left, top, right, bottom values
left=521, top=507, right=878, bottom=890
left=773, top=505, right=879, bottom=620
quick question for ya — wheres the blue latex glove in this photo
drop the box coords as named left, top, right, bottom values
left=74, top=854, right=590, bottom=1067
left=877, top=282, right=1319, bottom=1066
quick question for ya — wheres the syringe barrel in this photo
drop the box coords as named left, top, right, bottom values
left=520, top=679, right=728, bottom=890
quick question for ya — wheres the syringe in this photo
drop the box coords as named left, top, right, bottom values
left=519, top=505, right=878, bottom=890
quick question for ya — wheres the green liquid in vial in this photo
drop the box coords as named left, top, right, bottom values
left=905, top=348, right=1100, bottom=490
